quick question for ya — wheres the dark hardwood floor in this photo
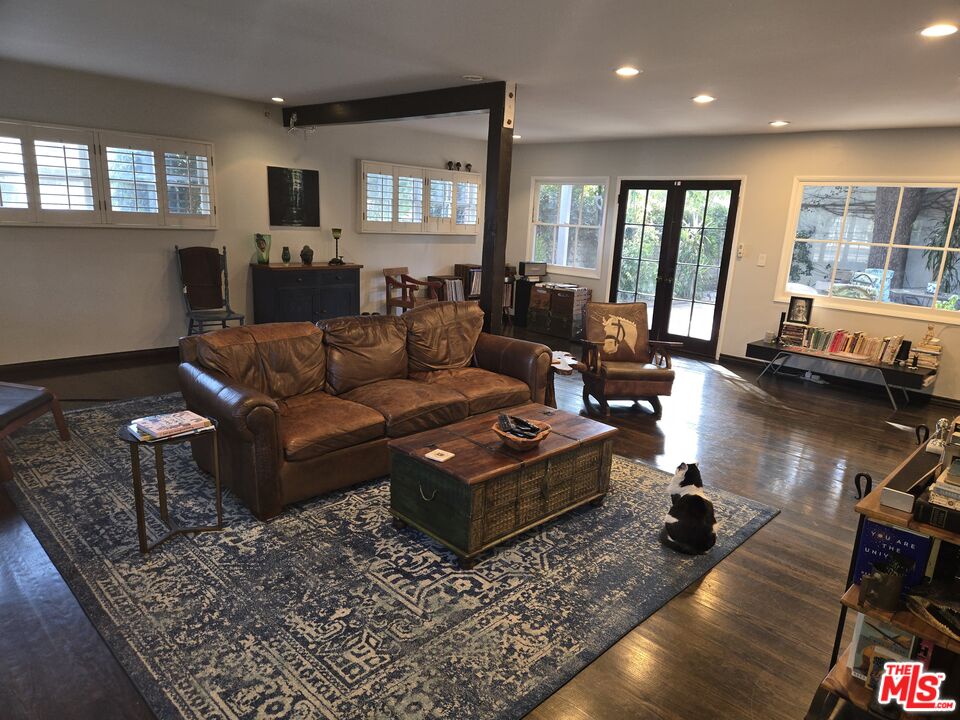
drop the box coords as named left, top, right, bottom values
left=0, top=341, right=950, bottom=719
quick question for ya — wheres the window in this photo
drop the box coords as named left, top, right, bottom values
left=529, top=179, right=608, bottom=276
left=359, top=160, right=481, bottom=235
left=395, top=170, right=424, bottom=230
left=0, top=119, right=216, bottom=229
left=781, top=180, right=960, bottom=318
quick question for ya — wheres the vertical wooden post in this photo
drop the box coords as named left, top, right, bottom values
left=480, top=84, right=515, bottom=334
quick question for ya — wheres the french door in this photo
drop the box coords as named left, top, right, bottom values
left=609, top=180, right=741, bottom=357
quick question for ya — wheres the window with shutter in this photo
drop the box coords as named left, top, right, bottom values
left=34, top=140, right=95, bottom=211
left=367, top=172, right=393, bottom=221
left=456, top=179, right=479, bottom=232
left=430, top=178, right=453, bottom=219
left=394, top=170, right=424, bottom=231
left=105, top=146, right=159, bottom=214
left=0, top=136, right=29, bottom=210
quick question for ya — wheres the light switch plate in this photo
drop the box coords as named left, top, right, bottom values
left=757, top=253, right=767, bottom=267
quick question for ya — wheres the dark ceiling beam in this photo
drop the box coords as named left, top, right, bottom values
left=283, top=81, right=515, bottom=334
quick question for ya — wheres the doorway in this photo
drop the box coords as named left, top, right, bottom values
left=609, top=180, right=741, bottom=357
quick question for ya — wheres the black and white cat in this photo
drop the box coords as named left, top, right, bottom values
left=660, top=462, right=717, bottom=555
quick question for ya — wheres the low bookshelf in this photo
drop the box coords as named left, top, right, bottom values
left=745, top=340, right=937, bottom=411
left=806, top=441, right=960, bottom=719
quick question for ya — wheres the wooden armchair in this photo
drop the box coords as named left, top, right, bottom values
left=383, top=267, right=442, bottom=315
left=578, top=302, right=681, bottom=419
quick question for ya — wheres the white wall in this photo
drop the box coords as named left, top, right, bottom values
left=0, top=60, right=486, bottom=365
left=507, top=128, right=960, bottom=400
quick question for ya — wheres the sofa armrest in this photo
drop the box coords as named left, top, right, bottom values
left=474, top=333, right=552, bottom=405
left=178, top=362, right=279, bottom=440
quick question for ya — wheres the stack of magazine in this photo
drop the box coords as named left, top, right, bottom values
left=128, top=410, right=212, bottom=442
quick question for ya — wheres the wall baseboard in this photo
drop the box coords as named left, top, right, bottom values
left=717, top=353, right=960, bottom=409
left=0, top=346, right=180, bottom=379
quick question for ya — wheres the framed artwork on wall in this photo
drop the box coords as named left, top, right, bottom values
left=267, top=166, right=319, bottom=227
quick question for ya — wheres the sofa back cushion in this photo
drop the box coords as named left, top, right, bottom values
left=320, top=314, right=408, bottom=394
left=403, top=300, right=484, bottom=372
left=195, top=323, right=326, bottom=399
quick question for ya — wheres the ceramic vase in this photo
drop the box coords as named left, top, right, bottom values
left=281, top=246, right=291, bottom=264
left=254, top=233, right=272, bottom=264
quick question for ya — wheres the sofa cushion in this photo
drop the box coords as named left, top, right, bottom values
left=342, top=379, right=469, bottom=437
left=196, top=323, right=325, bottom=399
left=320, top=315, right=408, bottom=394
left=403, top=300, right=484, bottom=372
left=410, top=368, right=530, bottom=415
left=279, top=391, right=385, bottom=461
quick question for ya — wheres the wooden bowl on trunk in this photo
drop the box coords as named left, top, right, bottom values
left=491, top=419, right=551, bottom=451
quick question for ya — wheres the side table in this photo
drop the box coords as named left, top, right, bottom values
left=117, top=423, right=223, bottom=553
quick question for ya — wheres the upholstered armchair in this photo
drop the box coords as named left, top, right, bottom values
left=578, top=302, right=680, bottom=419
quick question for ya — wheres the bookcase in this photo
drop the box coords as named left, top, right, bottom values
left=806, top=439, right=960, bottom=718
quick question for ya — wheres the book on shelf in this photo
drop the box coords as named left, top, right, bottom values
left=913, top=490, right=960, bottom=532
left=130, top=410, right=212, bottom=440
left=852, top=519, right=932, bottom=592
left=847, top=612, right=915, bottom=681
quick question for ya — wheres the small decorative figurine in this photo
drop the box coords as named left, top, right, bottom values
left=465, top=163, right=472, bottom=172
left=300, top=245, right=314, bottom=265
left=281, top=246, right=291, bottom=264
left=455, top=161, right=462, bottom=171
left=328, top=228, right=345, bottom=265
left=254, top=233, right=271, bottom=264
left=446, top=161, right=454, bottom=170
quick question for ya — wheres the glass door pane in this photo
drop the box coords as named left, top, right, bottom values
left=613, top=187, right=668, bottom=328
left=669, top=188, right=731, bottom=340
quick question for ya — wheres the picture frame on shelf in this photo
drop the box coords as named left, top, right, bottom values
left=787, top=295, right=813, bottom=325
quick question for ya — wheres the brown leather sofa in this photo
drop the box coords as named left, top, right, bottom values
left=178, top=301, right=552, bottom=520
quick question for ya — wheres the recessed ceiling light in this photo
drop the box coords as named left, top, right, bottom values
left=921, top=23, right=957, bottom=37
left=769, top=120, right=790, bottom=127
left=615, top=66, right=641, bottom=77
left=271, top=97, right=285, bottom=103
left=462, top=74, right=485, bottom=82
left=692, top=94, right=716, bottom=104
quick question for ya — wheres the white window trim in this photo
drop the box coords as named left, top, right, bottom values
left=526, top=176, right=610, bottom=280
left=0, top=118, right=216, bottom=230
left=775, top=175, right=960, bottom=325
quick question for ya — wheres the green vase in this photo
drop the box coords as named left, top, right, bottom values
left=281, top=246, right=291, bottom=264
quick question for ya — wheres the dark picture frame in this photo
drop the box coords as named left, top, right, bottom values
left=267, top=166, right=319, bottom=227
left=787, top=295, right=813, bottom=325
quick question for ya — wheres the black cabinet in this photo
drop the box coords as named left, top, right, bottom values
left=251, top=264, right=362, bottom=323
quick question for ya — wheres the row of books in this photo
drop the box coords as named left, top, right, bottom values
left=128, top=410, right=212, bottom=442
left=780, top=322, right=905, bottom=363
left=439, top=277, right=465, bottom=302
left=930, top=461, right=960, bottom=509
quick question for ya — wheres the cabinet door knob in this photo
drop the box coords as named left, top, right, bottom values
left=335, top=274, right=342, bottom=280
left=297, top=277, right=303, bottom=283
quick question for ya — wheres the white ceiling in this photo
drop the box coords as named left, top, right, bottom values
left=1, top=0, right=960, bottom=142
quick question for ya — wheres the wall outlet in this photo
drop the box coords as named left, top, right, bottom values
left=757, top=253, right=767, bottom=267
left=736, top=243, right=744, bottom=259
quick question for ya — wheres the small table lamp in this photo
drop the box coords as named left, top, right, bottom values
left=328, top=227, right=345, bottom=265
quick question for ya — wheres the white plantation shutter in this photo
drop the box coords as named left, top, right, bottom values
left=100, top=132, right=160, bottom=224
left=360, top=161, right=394, bottom=231
left=455, top=179, right=480, bottom=233
left=0, top=123, right=35, bottom=222
left=161, top=139, right=215, bottom=227
left=33, top=127, right=101, bottom=223
left=424, top=170, right=454, bottom=234
left=393, top=168, right=424, bottom=231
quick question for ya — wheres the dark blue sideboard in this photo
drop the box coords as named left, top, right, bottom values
left=250, top=263, right=362, bottom=323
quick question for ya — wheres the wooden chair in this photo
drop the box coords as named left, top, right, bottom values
left=0, top=382, right=70, bottom=482
left=175, top=245, right=245, bottom=335
left=383, top=267, right=442, bottom=315
left=578, top=302, right=681, bottom=419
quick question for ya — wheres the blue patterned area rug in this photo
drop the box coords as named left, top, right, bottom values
left=5, top=394, right=777, bottom=720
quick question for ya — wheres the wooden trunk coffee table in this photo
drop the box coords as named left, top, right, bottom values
left=388, top=403, right=617, bottom=568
